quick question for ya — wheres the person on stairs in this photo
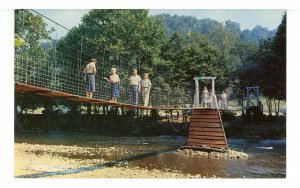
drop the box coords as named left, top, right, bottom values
left=201, top=86, right=209, bottom=108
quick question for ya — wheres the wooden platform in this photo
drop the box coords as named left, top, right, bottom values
left=15, top=83, right=157, bottom=110
left=184, top=109, right=228, bottom=150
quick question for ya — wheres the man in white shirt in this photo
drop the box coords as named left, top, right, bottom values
left=128, top=68, right=141, bottom=105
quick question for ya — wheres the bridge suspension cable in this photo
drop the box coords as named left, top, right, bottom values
left=15, top=9, right=195, bottom=109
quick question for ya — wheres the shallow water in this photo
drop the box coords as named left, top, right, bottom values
left=15, top=132, right=286, bottom=178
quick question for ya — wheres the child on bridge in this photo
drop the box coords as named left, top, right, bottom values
left=104, top=67, right=120, bottom=102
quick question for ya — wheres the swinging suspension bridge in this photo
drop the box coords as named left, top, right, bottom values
left=15, top=9, right=228, bottom=150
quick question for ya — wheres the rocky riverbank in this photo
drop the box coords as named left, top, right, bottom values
left=15, top=143, right=214, bottom=178
left=177, top=148, right=248, bottom=158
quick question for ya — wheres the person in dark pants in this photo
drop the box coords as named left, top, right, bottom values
left=128, top=68, right=141, bottom=105
left=83, top=58, right=97, bottom=98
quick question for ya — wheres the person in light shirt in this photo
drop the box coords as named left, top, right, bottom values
left=83, top=58, right=97, bottom=98
left=104, top=67, right=120, bottom=102
left=220, top=90, right=228, bottom=110
left=201, top=86, right=209, bottom=108
left=140, top=73, right=152, bottom=107
left=128, top=68, right=141, bottom=105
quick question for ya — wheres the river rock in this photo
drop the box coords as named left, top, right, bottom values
left=177, top=148, right=248, bottom=158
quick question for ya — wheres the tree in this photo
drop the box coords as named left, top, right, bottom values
left=57, top=9, right=167, bottom=91
left=225, top=20, right=241, bottom=36
left=59, top=10, right=166, bottom=64
left=231, top=41, right=257, bottom=91
left=240, top=13, right=286, bottom=116
left=15, top=9, right=53, bottom=55
left=15, top=9, right=54, bottom=85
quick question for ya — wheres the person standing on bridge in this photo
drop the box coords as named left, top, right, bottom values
left=201, top=86, right=209, bottom=108
left=220, top=90, right=228, bottom=110
left=104, top=67, right=120, bottom=103
left=83, top=58, right=97, bottom=98
left=128, top=68, right=141, bottom=105
left=207, top=91, right=212, bottom=108
left=141, top=73, right=152, bottom=107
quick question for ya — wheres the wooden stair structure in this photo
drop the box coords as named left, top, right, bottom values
left=184, top=108, right=228, bottom=151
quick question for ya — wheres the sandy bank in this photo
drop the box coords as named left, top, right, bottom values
left=15, top=143, right=212, bottom=178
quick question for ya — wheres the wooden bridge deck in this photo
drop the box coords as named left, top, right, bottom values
left=15, top=83, right=236, bottom=112
left=15, top=83, right=158, bottom=110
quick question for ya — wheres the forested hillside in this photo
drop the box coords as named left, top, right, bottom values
left=155, top=14, right=276, bottom=44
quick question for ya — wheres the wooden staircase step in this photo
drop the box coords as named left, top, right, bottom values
left=188, top=135, right=225, bottom=140
left=190, top=114, right=220, bottom=119
left=186, top=109, right=228, bottom=150
left=188, top=122, right=221, bottom=128
left=187, top=138, right=226, bottom=145
left=188, top=131, right=225, bottom=137
left=190, top=119, right=221, bottom=123
left=192, top=111, right=219, bottom=115
left=188, top=127, right=223, bottom=132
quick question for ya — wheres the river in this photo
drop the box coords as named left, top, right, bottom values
left=14, top=132, right=286, bottom=178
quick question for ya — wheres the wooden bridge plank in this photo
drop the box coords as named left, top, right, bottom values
left=187, top=138, right=226, bottom=145
left=190, top=114, right=220, bottom=119
left=190, top=119, right=221, bottom=123
left=192, top=111, right=219, bottom=115
left=188, top=135, right=225, bottom=140
left=188, top=127, right=224, bottom=132
left=189, top=122, right=221, bottom=128
left=188, top=131, right=225, bottom=137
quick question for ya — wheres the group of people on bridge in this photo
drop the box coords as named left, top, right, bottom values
left=200, top=86, right=228, bottom=110
left=83, top=58, right=152, bottom=107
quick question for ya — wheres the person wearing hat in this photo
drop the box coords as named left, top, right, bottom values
left=83, top=58, right=97, bottom=98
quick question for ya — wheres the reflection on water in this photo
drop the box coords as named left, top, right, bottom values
left=15, top=132, right=286, bottom=178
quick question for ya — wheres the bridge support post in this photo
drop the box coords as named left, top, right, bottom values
left=212, top=79, right=215, bottom=94
left=193, top=79, right=199, bottom=108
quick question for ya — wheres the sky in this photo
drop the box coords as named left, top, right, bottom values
left=36, top=9, right=286, bottom=39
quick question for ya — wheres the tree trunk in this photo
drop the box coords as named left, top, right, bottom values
left=265, top=98, right=272, bottom=116
left=277, top=100, right=280, bottom=116
left=93, top=104, right=97, bottom=115
left=273, top=98, right=278, bottom=116
left=87, top=103, right=91, bottom=115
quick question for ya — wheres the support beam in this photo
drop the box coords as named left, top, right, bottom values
left=211, top=79, right=215, bottom=94
left=194, top=79, right=200, bottom=108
